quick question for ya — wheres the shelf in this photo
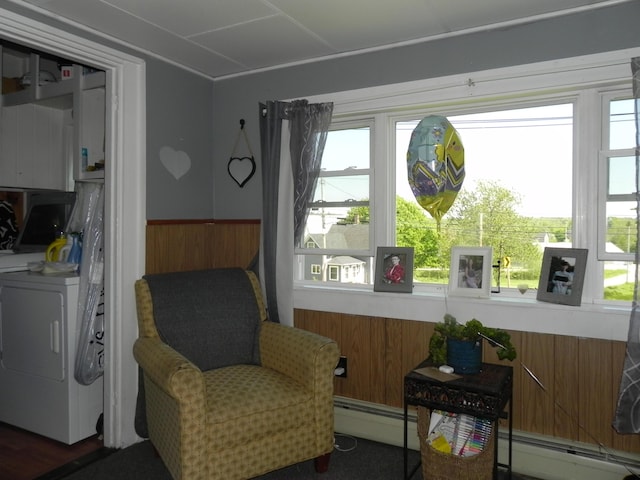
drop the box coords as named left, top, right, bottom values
left=82, top=71, right=106, bottom=90
left=2, top=71, right=105, bottom=109
left=76, top=172, right=105, bottom=182
left=1, top=45, right=107, bottom=186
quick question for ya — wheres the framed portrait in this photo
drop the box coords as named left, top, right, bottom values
left=374, top=247, right=414, bottom=293
left=448, top=247, right=493, bottom=298
left=536, top=247, right=588, bottom=306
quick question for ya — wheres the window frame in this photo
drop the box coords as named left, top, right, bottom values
left=598, top=90, right=637, bottom=262
left=298, top=47, right=640, bottom=306
left=328, top=265, right=339, bottom=281
left=388, top=96, right=584, bottom=295
left=296, top=117, right=376, bottom=258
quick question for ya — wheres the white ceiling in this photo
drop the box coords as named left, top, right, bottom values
left=17, top=0, right=628, bottom=80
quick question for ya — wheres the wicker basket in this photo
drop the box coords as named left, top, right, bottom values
left=417, top=406, right=495, bottom=480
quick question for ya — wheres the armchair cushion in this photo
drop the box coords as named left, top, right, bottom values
left=204, top=364, right=312, bottom=451
left=143, top=268, right=261, bottom=371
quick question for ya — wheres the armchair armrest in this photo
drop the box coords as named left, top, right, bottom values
left=133, top=337, right=204, bottom=399
left=133, top=337, right=207, bottom=479
left=260, top=323, right=339, bottom=454
left=259, top=322, right=339, bottom=390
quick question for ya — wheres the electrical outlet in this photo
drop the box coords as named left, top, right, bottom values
left=335, top=356, right=347, bottom=378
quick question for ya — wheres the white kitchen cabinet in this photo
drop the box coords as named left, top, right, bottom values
left=0, top=45, right=106, bottom=188
left=0, top=102, right=67, bottom=189
left=0, top=271, right=103, bottom=444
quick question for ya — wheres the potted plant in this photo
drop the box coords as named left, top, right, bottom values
left=428, top=314, right=516, bottom=374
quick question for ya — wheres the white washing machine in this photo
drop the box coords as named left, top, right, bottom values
left=0, top=271, right=103, bottom=444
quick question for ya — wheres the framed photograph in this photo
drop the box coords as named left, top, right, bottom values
left=536, top=247, right=588, bottom=306
left=374, top=247, right=414, bottom=293
left=448, top=247, right=493, bottom=298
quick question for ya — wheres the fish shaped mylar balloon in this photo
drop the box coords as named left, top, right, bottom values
left=406, top=115, right=465, bottom=224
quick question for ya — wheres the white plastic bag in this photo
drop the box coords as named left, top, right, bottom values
left=71, top=182, right=105, bottom=385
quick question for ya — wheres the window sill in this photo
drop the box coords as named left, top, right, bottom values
left=293, top=283, right=631, bottom=342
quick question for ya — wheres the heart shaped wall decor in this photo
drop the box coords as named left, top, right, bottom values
left=227, top=156, right=256, bottom=188
left=159, top=146, right=191, bottom=180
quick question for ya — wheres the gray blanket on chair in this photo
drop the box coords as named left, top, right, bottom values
left=135, top=268, right=261, bottom=437
left=144, top=268, right=261, bottom=370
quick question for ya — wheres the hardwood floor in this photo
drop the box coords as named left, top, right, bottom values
left=0, top=422, right=104, bottom=480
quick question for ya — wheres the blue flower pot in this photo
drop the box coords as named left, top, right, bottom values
left=446, top=338, right=482, bottom=374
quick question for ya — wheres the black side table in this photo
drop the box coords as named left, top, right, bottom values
left=403, top=359, right=513, bottom=480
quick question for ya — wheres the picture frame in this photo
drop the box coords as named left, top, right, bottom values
left=373, top=247, right=414, bottom=293
left=448, top=247, right=493, bottom=298
left=536, top=247, right=588, bottom=306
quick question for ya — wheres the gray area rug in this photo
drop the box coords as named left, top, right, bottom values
left=60, top=434, right=537, bottom=480
left=61, top=435, right=417, bottom=480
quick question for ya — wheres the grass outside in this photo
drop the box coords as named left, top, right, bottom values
left=415, top=268, right=634, bottom=301
left=605, top=283, right=634, bottom=301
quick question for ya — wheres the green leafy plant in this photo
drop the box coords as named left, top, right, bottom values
left=428, top=314, right=517, bottom=365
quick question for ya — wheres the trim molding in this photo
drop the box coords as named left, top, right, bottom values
left=0, top=5, right=147, bottom=448
left=146, top=218, right=260, bottom=225
left=333, top=397, right=638, bottom=479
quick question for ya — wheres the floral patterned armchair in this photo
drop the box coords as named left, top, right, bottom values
left=133, top=268, right=339, bottom=480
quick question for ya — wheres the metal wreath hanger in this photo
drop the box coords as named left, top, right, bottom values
left=227, top=119, right=256, bottom=188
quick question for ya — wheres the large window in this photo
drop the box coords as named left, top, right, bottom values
left=395, top=104, right=573, bottom=290
left=296, top=53, right=637, bottom=304
left=600, top=95, right=637, bottom=259
left=598, top=95, right=637, bottom=300
left=299, top=122, right=372, bottom=283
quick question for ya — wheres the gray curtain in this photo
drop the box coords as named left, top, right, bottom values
left=259, top=101, right=285, bottom=324
left=259, top=99, right=333, bottom=324
left=613, top=56, right=640, bottom=433
left=289, top=100, right=334, bottom=244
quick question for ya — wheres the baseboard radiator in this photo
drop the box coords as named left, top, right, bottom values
left=333, top=396, right=640, bottom=480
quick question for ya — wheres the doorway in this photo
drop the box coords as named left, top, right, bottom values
left=0, top=7, right=145, bottom=448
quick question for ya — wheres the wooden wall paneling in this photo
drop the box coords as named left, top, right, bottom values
left=520, top=332, right=556, bottom=436
left=384, top=318, right=406, bottom=408
left=483, top=330, right=522, bottom=431
left=179, top=224, right=208, bottom=270
left=578, top=338, right=614, bottom=448
left=208, top=223, right=260, bottom=268
left=241, top=223, right=261, bottom=265
left=145, top=224, right=169, bottom=274
left=202, top=223, right=215, bottom=267
left=553, top=335, right=580, bottom=441
left=145, top=224, right=207, bottom=274
left=145, top=221, right=260, bottom=274
left=480, top=328, right=518, bottom=463
left=402, top=320, right=432, bottom=379
left=293, top=309, right=344, bottom=394
left=292, top=309, right=640, bottom=456
left=509, top=330, right=524, bottom=431
left=399, top=320, right=434, bottom=409
left=237, top=222, right=260, bottom=266
left=293, top=308, right=308, bottom=331
left=610, top=340, right=640, bottom=454
left=338, top=314, right=373, bottom=401
left=369, top=316, right=387, bottom=405
left=397, top=320, right=433, bottom=416
left=295, top=309, right=341, bottom=345
left=401, top=320, right=433, bottom=377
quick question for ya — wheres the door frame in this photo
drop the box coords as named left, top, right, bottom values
left=0, top=6, right=146, bottom=447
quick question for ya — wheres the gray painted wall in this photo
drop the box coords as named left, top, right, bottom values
left=0, top=0, right=214, bottom=220
left=211, top=1, right=640, bottom=220
left=146, top=59, right=212, bottom=220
